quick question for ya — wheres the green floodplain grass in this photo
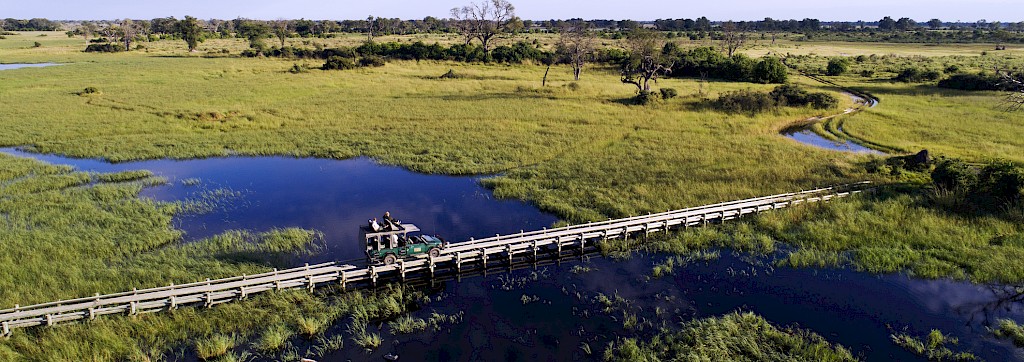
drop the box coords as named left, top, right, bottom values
left=1, top=30, right=1022, bottom=359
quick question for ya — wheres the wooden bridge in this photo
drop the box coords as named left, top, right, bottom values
left=0, top=182, right=871, bottom=336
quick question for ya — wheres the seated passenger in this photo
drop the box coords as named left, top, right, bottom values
left=369, top=218, right=381, bottom=232
left=382, top=211, right=401, bottom=230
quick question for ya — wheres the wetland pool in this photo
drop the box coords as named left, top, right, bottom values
left=2, top=148, right=1022, bottom=361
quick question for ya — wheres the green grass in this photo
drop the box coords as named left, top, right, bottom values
left=603, top=312, right=857, bottom=362
left=1, top=31, right=1021, bottom=360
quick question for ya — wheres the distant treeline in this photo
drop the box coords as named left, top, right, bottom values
left=8, top=16, right=1024, bottom=37
left=1, top=18, right=61, bottom=31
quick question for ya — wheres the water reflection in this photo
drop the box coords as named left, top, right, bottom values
left=324, top=253, right=1024, bottom=361
left=0, top=148, right=558, bottom=262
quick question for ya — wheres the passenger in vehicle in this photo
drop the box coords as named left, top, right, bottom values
left=382, top=211, right=400, bottom=230
left=369, top=218, right=381, bottom=232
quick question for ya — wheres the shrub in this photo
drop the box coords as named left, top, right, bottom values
left=33, top=41, right=42, bottom=48
left=931, top=158, right=976, bottom=191
left=860, top=69, right=875, bottom=77
left=84, top=43, right=125, bottom=53
left=709, top=90, right=777, bottom=114
left=752, top=56, right=788, bottom=84
left=807, top=92, right=839, bottom=109
left=82, top=87, right=99, bottom=95
left=358, top=55, right=386, bottom=67
left=937, top=73, right=1005, bottom=91
left=895, top=67, right=941, bottom=82
left=288, top=63, right=309, bottom=74
left=566, top=82, right=581, bottom=91
left=826, top=58, right=849, bottom=76
left=634, top=90, right=660, bottom=105
left=659, top=88, right=678, bottom=99
left=322, top=56, right=356, bottom=70
left=769, top=84, right=810, bottom=106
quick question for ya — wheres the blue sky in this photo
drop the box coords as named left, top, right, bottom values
left=6, top=0, right=1023, bottom=22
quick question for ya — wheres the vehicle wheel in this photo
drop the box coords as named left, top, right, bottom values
left=384, top=254, right=397, bottom=265
left=428, top=248, right=440, bottom=258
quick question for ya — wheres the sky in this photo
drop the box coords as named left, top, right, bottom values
left=5, top=0, right=1023, bottom=22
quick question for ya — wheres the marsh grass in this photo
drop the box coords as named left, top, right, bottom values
left=992, top=319, right=1024, bottom=347
left=603, top=312, right=857, bottom=362
left=891, top=330, right=977, bottom=361
left=195, top=334, right=237, bottom=360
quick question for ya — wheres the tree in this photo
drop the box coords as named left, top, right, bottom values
left=752, top=57, right=788, bottom=84
left=1002, top=72, right=1024, bottom=111
left=895, top=17, right=917, bottom=31
left=450, top=0, right=517, bottom=53
left=80, top=21, right=98, bottom=43
left=273, top=20, right=290, bottom=47
left=177, top=16, right=204, bottom=52
left=556, top=20, right=595, bottom=81
left=237, top=20, right=271, bottom=54
left=620, top=29, right=672, bottom=93
left=927, top=19, right=943, bottom=29
left=721, top=21, right=746, bottom=57
left=695, top=17, right=711, bottom=32
left=118, top=19, right=139, bottom=51
left=878, top=16, right=897, bottom=31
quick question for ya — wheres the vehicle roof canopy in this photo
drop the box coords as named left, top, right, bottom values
left=360, top=224, right=421, bottom=239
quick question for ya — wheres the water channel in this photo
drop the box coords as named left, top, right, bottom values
left=782, top=92, right=883, bottom=154
left=0, top=63, right=62, bottom=71
left=2, top=148, right=1022, bottom=361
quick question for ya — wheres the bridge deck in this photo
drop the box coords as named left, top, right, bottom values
left=0, top=182, right=870, bottom=335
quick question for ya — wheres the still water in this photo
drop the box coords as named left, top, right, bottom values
left=2, top=148, right=1021, bottom=361
left=0, top=63, right=61, bottom=70
left=0, top=148, right=558, bottom=262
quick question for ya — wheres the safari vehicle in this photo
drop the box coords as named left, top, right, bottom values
left=361, top=223, right=446, bottom=265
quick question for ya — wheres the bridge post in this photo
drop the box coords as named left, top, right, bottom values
left=556, top=236, right=562, bottom=256
left=480, top=249, right=487, bottom=269
left=89, top=307, right=96, bottom=320
left=703, top=214, right=708, bottom=227
left=130, top=301, right=138, bottom=315
left=429, top=256, right=435, bottom=278
left=205, top=293, right=213, bottom=308
left=307, top=275, right=315, bottom=292
left=399, top=261, right=406, bottom=282
left=579, top=234, right=586, bottom=255
left=46, top=314, right=53, bottom=326
left=340, top=272, right=347, bottom=291
left=370, top=266, right=378, bottom=287
left=239, top=286, right=247, bottom=300
left=507, top=245, right=513, bottom=266
left=456, top=253, right=462, bottom=273
left=169, top=296, right=176, bottom=310
left=2, top=321, right=9, bottom=337
left=532, top=240, right=538, bottom=261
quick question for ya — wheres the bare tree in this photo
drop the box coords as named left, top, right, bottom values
left=273, top=20, right=290, bottom=47
left=448, top=9, right=476, bottom=45
left=1001, top=71, right=1024, bottom=111
left=556, top=20, right=595, bottom=81
left=80, top=21, right=98, bottom=44
left=620, top=29, right=672, bottom=93
left=119, top=19, right=139, bottom=51
left=721, top=21, right=746, bottom=57
left=450, top=0, right=516, bottom=52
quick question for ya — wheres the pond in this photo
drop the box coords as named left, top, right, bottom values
left=2, top=148, right=1022, bottom=361
left=0, top=148, right=559, bottom=263
left=0, top=63, right=62, bottom=70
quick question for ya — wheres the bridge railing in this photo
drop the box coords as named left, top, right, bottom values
left=0, top=182, right=871, bottom=336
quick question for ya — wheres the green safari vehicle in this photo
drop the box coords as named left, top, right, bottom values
left=361, top=223, right=446, bottom=265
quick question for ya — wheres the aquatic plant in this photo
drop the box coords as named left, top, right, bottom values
left=992, top=319, right=1024, bottom=348
left=891, top=329, right=977, bottom=361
